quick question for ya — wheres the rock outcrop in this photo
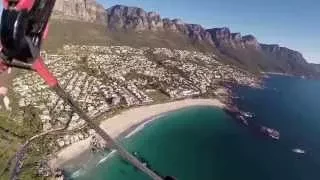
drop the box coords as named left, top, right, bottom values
left=206, top=28, right=260, bottom=49
left=261, top=44, right=307, bottom=65
left=185, top=24, right=214, bottom=45
left=242, top=35, right=260, bottom=49
left=260, top=44, right=315, bottom=76
left=52, top=0, right=107, bottom=24
left=106, top=5, right=215, bottom=45
left=107, top=5, right=150, bottom=30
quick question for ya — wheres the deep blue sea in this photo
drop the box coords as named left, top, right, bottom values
left=72, top=75, right=320, bottom=180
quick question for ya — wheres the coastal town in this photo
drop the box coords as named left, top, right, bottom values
left=0, top=0, right=314, bottom=179
left=9, top=45, right=260, bottom=149
left=0, top=44, right=286, bottom=180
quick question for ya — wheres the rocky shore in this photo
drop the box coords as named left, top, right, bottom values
left=221, top=82, right=280, bottom=141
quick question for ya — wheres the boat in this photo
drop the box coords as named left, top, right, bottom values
left=292, top=148, right=306, bottom=154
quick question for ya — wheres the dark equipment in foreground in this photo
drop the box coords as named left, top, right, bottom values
left=164, top=176, right=177, bottom=180
left=0, top=0, right=169, bottom=179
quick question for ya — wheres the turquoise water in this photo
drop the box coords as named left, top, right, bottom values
left=74, top=75, right=320, bottom=180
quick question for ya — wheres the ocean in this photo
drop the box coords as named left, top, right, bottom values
left=71, top=75, right=320, bottom=180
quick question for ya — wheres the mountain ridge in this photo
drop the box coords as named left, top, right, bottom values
left=52, top=0, right=107, bottom=23
left=50, top=2, right=318, bottom=77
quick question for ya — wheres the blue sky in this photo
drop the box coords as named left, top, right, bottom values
left=99, top=0, right=319, bottom=63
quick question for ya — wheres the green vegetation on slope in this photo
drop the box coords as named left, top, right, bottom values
left=0, top=107, right=52, bottom=180
left=45, top=19, right=215, bottom=53
left=44, top=20, right=264, bottom=76
left=44, top=20, right=110, bottom=52
left=45, top=19, right=320, bottom=77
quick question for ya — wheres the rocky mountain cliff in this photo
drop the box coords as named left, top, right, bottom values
left=52, top=0, right=107, bottom=23
left=106, top=5, right=259, bottom=50
left=105, top=5, right=318, bottom=77
left=260, top=44, right=315, bottom=76
left=261, top=44, right=307, bottom=65
left=206, top=28, right=260, bottom=49
left=107, top=5, right=215, bottom=45
left=49, top=2, right=318, bottom=77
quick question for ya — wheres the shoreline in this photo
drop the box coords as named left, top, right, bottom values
left=49, top=98, right=225, bottom=169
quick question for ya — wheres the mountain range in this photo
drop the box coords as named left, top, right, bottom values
left=47, top=0, right=318, bottom=77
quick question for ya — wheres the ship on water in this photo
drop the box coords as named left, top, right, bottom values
left=292, top=149, right=306, bottom=154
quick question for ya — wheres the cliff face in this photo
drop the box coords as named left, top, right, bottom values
left=52, top=0, right=107, bottom=24
left=260, top=44, right=307, bottom=65
left=206, top=28, right=260, bottom=49
left=106, top=5, right=215, bottom=45
left=260, top=44, right=315, bottom=76
left=107, top=5, right=161, bottom=31
left=106, top=6, right=267, bottom=49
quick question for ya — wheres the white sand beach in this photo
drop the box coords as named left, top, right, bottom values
left=49, top=98, right=225, bottom=168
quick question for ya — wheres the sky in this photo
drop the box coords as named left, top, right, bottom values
left=98, top=0, right=319, bottom=63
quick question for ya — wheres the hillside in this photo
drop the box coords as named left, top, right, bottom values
left=0, top=0, right=319, bottom=179
left=45, top=2, right=319, bottom=77
left=0, top=44, right=258, bottom=179
left=45, top=20, right=214, bottom=53
left=45, top=19, right=252, bottom=76
left=0, top=0, right=320, bottom=179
